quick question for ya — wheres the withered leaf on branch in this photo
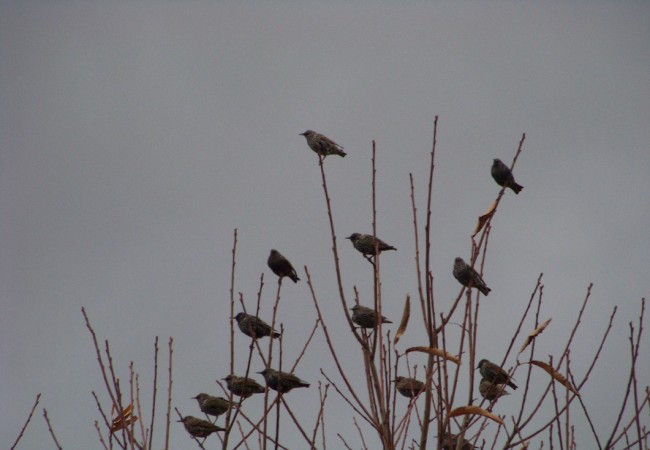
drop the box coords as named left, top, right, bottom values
left=529, top=360, right=580, bottom=396
left=110, top=403, right=138, bottom=432
left=394, top=295, right=410, bottom=344
left=472, top=201, right=497, bottom=237
left=518, top=318, right=552, bottom=355
left=449, top=405, right=504, bottom=425
left=405, top=346, right=460, bottom=365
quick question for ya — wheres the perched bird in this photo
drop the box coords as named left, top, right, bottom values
left=235, top=312, right=281, bottom=339
left=267, top=249, right=300, bottom=283
left=477, top=359, right=518, bottom=390
left=491, top=158, right=523, bottom=194
left=440, top=432, right=475, bottom=450
left=394, top=376, right=425, bottom=398
left=192, top=393, right=236, bottom=418
left=346, top=233, right=396, bottom=259
left=222, top=375, right=266, bottom=398
left=178, top=416, right=225, bottom=438
left=350, top=304, right=393, bottom=329
left=478, top=378, right=510, bottom=401
left=452, top=257, right=491, bottom=296
left=258, top=368, right=310, bottom=393
left=300, top=130, right=347, bottom=158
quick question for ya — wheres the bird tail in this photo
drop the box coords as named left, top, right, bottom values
left=507, top=381, right=518, bottom=390
left=511, top=183, right=523, bottom=194
left=337, top=149, right=347, bottom=157
left=272, top=331, right=281, bottom=339
left=290, top=274, right=300, bottom=283
left=479, top=286, right=491, bottom=296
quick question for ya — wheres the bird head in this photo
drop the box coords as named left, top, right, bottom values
left=476, top=359, right=488, bottom=370
left=346, top=233, right=360, bottom=241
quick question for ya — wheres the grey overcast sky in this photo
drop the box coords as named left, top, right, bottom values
left=2, top=1, right=649, bottom=448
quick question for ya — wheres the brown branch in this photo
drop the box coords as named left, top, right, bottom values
left=10, top=392, right=41, bottom=450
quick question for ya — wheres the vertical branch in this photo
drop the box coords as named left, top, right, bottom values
left=419, top=116, right=438, bottom=450
left=147, top=336, right=159, bottom=450
left=163, top=337, right=173, bottom=450
left=43, top=409, right=63, bottom=450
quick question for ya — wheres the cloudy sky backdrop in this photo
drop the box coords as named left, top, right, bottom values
left=2, top=1, right=649, bottom=448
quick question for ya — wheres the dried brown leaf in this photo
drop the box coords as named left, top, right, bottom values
left=110, top=403, right=139, bottom=432
left=394, top=295, right=410, bottom=344
left=405, top=346, right=460, bottom=365
left=518, top=318, right=552, bottom=354
left=530, top=360, right=580, bottom=396
left=449, top=405, right=504, bottom=425
left=472, top=201, right=497, bottom=237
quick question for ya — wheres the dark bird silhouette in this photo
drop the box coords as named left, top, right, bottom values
left=235, top=312, right=281, bottom=339
left=222, top=375, right=265, bottom=398
left=491, top=158, right=523, bottom=194
left=300, top=130, right=347, bottom=158
left=394, top=376, right=425, bottom=398
left=440, top=432, right=475, bottom=450
left=346, top=233, right=396, bottom=263
left=178, top=416, right=225, bottom=438
left=258, top=368, right=310, bottom=393
left=477, top=359, right=518, bottom=390
left=267, top=249, right=299, bottom=283
left=192, top=393, right=237, bottom=418
left=452, top=257, right=491, bottom=296
left=350, top=304, right=393, bottom=329
left=478, top=378, right=510, bottom=401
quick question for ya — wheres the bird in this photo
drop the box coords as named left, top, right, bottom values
left=192, top=393, right=237, bottom=418
left=491, top=158, right=523, bottom=194
left=477, top=359, right=518, bottom=390
left=452, top=257, right=491, bottom=296
left=394, top=376, right=425, bottom=398
left=222, top=375, right=266, bottom=398
left=267, top=249, right=300, bottom=283
left=300, top=130, right=347, bottom=158
left=234, top=312, right=281, bottom=339
left=478, top=378, right=510, bottom=401
left=350, top=304, right=393, bottom=329
left=258, top=368, right=310, bottom=393
left=178, top=416, right=225, bottom=438
left=346, top=233, right=396, bottom=261
left=440, top=432, right=475, bottom=450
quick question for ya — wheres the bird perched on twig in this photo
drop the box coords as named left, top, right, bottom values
left=267, top=249, right=299, bottom=283
left=394, top=376, right=425, bottom=398
left=350, top=304, right=393, bottom=329
left=235, top=312, right=281, bottom=340
left=452, top=257, right=491, bottom=296
left=477, top=359, right=518, bottom=390
left=478, top=378, right=510, bottom=401
left=222, top=375, right=266, bottom=398
left=440, top=432, right=475, bottom=450
left=346, top=233, right=396, bottom=263
left=178, top=416, right=225, bottom=438
left=491, top=158, right=523, bottom=194
left=300, top=130, right=347, bottom=158
left=192, top=393, right=237, bottom=418
left=258, top=368, right=310, bottom=393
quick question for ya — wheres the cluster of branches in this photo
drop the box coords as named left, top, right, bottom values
left=10, top=119, right=649, bottom=450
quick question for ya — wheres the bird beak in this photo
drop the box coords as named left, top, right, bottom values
left=345, top=235, right=353, bottom=239
left=299, top=132, right=306, bottom=136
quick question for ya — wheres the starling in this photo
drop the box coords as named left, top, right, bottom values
left=478, top=378, right=510, bottom=401
left=491, top=158, right=523, bottom=194
left=192, top=393, right=237, bottom=418
left=394, top=376, right=425, bottom=398
left=235, top=312, right=281, bottom=339
left=452, top=257, right=491, bottom=296
left=440, top=432, right=475, bottom=450
left=350, top=304, right=393, bottom=329
left=346, top=233, right=396, bottom=257
left=222, top=375, right=266, bottom=398
left=258, top=368, right=310, bottom=393
left=267, top=249, right=300, bottom=283
left=300, top=130, right=347, bottom=158
left=178, top=416, right=225, bottom=438
left=477, top=359, right=518, bottom=390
